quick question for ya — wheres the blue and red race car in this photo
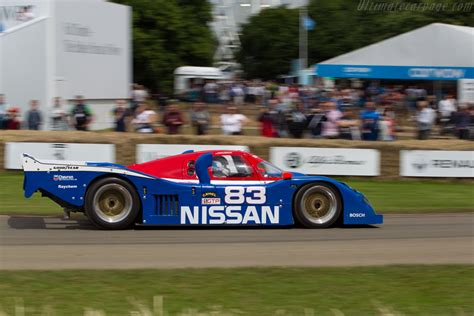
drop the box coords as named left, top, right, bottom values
left=22, top=150, right=383, bottom=229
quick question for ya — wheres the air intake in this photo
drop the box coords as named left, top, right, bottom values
left=154, top=194, right=179, bottom=216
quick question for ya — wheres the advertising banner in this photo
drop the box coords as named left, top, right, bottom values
left=270, top=147, right=380, bottom=176
left=400, top=150, right=474, bottom=177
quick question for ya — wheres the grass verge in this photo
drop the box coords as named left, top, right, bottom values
left=0, top=172, right=473, bottom=215
left=0, top=266, right=473, bottom=315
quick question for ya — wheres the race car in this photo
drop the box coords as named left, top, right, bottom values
left=22, top=150, right=383, bottom=229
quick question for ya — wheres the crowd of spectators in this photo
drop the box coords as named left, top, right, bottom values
left=0, top=94, right=93, bottom=132
left=0, top=81, right=473, bottom=141
left=180, top=80, right=473, bottom=141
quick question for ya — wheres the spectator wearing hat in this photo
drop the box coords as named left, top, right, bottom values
left=6, top=107, right=21, bottom=130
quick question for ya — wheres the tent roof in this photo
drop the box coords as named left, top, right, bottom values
left=319, top=23, right=474, bottom=67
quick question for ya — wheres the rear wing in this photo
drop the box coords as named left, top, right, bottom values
left=22, top=154, right=126, bottom=172
left=22, top=154, right=154, bottom=204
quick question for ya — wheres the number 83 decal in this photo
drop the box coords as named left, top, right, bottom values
left=224, top=186, right=266, bottom=205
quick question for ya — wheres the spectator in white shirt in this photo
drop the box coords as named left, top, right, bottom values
left=50, top=97, right=68, bottom=131
left=438, top=94, right=457, bottom=131
left=416, top=100, right=436, bottom=140
left=132, top=103, right=156, bottom=133
left=131, top=84, right=148, bottom=112
left=220, top=106, right=248, bottom=135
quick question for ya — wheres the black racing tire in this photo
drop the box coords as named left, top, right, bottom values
left=84, top=177, right=140, bottom=230
left=293, top=182, right=342, bottom=228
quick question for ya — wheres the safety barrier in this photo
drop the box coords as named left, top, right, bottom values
left=1, top=130, right=472, bottom=180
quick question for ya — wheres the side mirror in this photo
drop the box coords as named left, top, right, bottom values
left=282, top=172, right=293, bottom=180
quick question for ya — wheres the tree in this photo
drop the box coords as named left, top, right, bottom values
left=236, top=7, right=300, bottom=80
left=112, top=0, right=215, bottom=94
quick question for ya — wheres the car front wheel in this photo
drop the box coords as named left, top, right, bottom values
left=294, top=183, right=341, bottom=228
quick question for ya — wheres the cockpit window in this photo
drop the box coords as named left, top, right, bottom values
left=212, top=155, right=253, bottom=178
left=257, top=161, right=283, bottom=178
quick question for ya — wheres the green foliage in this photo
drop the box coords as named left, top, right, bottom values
left=238, top=0, right=474, bottom=79
left=237, top=7, right=300, bottom=80
left=112, top=0, right=215, bottom=94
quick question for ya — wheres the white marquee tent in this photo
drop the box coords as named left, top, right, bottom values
left=315, top=23, right=474, bottom=81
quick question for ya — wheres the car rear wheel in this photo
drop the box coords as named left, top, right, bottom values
left=85, top=177, right=140, bottom=229
left=294, top=183, right=341, bottom=228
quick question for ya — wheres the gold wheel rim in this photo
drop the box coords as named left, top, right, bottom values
left=93, top=183, right=133, bottom=223
left=300, top=186, right=338, bottom=225
left=304, top=192, right=331, bottom=219
left=98, top=189, right=126, bottom=217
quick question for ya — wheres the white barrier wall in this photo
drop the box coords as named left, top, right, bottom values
left=270, top=147, right=380, bottom=176
left=400, top=150, right=474, bottom=178
left=5, top=142, right=115, bottom=169
left=137, top=144, right=250, bottom=163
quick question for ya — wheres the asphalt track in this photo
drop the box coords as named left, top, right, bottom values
left=0, top=213, right=472, bottom=270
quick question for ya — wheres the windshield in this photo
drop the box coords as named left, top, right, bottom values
left=257, top=161, right=283, bottom=178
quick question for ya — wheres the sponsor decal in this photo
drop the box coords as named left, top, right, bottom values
left=180, top=205, right=280, bottom=225
left=285, top=153, right=366, bottom=169
left=58, top=185, right=78, bottom=189
left=285, top=152, right=303, bottom=169
left=343, top=67, right=372, bottom=73
left=307, top=155, right=366, bottom=166
left=349, top=213, right=366, bottom=218
left=51, top=165, right=79, bottom=170
left=408, top=68, right=465, bottom=79
left=431, top=159, right=473, bottom=169
left=202, top=198, right=221, bottom=205
left=53, top=175, right=77, bottom=181
left=412, top=155, right=473, bottom=172
left=202, top=192, right=217, bottom=198
left=412, top=155, right=429, bottom=171
left=182, top=186, right=275, bottom=224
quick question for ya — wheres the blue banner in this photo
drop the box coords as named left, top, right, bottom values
left=315, top=64, right=474, bottom=80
